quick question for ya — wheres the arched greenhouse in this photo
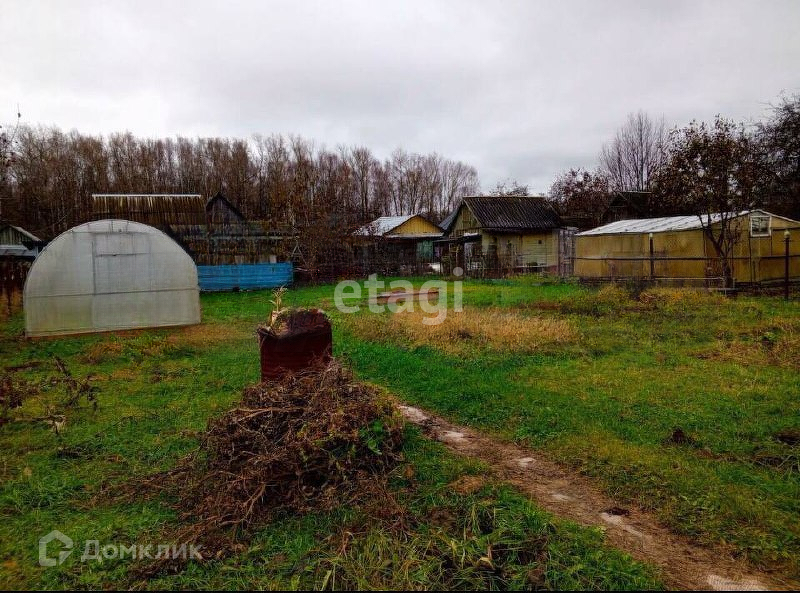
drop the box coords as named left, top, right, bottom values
left=24, top=219, right=201, bottom=336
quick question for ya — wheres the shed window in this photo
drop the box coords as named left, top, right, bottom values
left=750, top=215, right=771, bottom=237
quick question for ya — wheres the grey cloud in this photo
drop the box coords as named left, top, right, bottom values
left=2, top=0, right=798, bottom=194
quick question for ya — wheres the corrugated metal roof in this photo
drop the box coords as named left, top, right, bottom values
left=439, top=208, right=459, bottom=232
left=354, top=215, right=413, bottom=236
left=462, top=196, right=562, bottom=231
left=354, top=215, right=441, bottom=237
left=577, top=212, right=751, bottom=236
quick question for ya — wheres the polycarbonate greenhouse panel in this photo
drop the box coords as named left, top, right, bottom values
left=24, top=219, right=201, bottom=336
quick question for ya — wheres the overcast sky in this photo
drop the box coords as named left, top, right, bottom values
left=2, top=0, right=799, bottom=193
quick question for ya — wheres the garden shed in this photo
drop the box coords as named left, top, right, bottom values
left=574, top=210, right=800, bottom=284
left=91, top=193, right=294, bottom=290
left=353, top=214, right=443, bottom=273
left=24, top=219, right=200, bottom=336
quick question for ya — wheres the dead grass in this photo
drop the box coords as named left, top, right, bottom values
left=349, top=307, right=576, bottom=356
left=167, top=323, right=248, bottom=348
left=80, top=341, right=125, bottom=364
left=560, top=286, right=730, bottom=317
left=559, top=285, right=634, bottom=315
left=0, top=290, right=22, bottom=322
left=448, top=474, right=487, bottom=495
left=78, top=324, right=248, bottom=366
left=106, top=368, right=140, bottom=382
left=638, top=287, right=728, bottom=313
left=696, top=316, right=800, bottom=370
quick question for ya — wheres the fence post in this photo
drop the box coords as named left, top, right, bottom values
left=785, top=229, right=791, bottom=301
left=649, top=232, right=655, bottom=280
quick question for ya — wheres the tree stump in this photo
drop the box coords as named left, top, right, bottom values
left=257, top=309, right=332, bottom=381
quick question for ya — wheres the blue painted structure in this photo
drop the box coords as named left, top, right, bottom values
left=197, top=262, right=293, bottom=292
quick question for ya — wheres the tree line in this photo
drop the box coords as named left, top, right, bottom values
left=0, top=128, right=479, bottom=240
left=549, top=93, right=800, bottom=229
left=549, top=93, right=800, bottom=286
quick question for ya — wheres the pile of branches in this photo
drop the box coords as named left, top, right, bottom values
left=133, top=360, right=404, bottom=567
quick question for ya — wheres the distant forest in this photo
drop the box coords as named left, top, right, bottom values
left=0, top=127, right=479, bottom=240
left=2, top=92, right=798, bottom=242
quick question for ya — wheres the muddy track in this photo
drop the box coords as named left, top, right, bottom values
left=397, top=403, right=797, bottom=591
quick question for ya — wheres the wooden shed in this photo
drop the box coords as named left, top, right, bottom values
left=1, top=223, right=44, bottom=309
left=0, top=223, right=44, bottom=260
left=575, top=210, right=800, bottom=284
left=91, top=193, right=293, bottom=290
left=353, top=214, right=443, bottom=272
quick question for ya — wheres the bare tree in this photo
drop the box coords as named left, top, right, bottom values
left=490, top=179, right=529, bottom=196
left=439, top=160, right=479, bottom=220
left=346, top=146, right=377, bottom=220
left=756, top=93, right=800, bottom=219
left=0, top=108, right=21, bottom=219
left=600, top=111, right=667, bottom=192
left=2, top=125, right=481, bottom=254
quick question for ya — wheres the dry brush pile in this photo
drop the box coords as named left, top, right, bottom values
left=128, top=360, right=404, bottom=572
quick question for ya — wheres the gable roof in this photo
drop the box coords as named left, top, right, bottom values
left=439, top=208, right=459, bottom=233
left=0, top=223, right=44, bottom=259
left=454, top=196, right=563, bottom=232
left=355, top=215, right=413, bottom=236
left=577, top=210, right=797, bottom=236
left=0, top=223, right=41, bottom=243
left=354, top=214, right=442, bottom=238
left=206, top=191, right=245, bottom=221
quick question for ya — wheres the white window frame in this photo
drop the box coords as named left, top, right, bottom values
left=750, top=214, right=771, bottom=237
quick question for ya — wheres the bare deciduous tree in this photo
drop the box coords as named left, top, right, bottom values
left=600, top=111, right=667, bottom=192
left=440, top=160, right=479, bottom=220
left=489, top=179, right=529, bottom=196
left=0, top=108, right=21, bottom=219
left=756, top=93, right=800, bottom=220
left=1, top=125, right=481, bottom=280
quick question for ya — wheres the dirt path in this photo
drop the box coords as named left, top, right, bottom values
left=397, top=403, right=797, bottom=591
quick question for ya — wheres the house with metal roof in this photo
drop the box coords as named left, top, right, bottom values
left=353, top=214, right=443, bottom=274
left=575, top=210, right=800, bottom=284
left=438, top=196, right=573, bottom=275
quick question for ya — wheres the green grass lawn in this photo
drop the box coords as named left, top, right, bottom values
left=1, top=275, right=798, bottom=588
left=339, top=277, right=800, bottom=576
